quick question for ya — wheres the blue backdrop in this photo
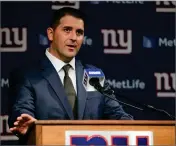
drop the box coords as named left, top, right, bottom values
left=1, top=1, right=175, bottom=145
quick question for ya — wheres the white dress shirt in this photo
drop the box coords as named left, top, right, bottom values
left=45, top=49, right=77, bottom=94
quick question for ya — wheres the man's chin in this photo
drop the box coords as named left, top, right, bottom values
left=67, top=52, right=77, bottom=57
left=63, top=55, right=75, bottom=62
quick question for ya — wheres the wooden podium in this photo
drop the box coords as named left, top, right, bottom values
left=27, top=120, right=175, bottom=145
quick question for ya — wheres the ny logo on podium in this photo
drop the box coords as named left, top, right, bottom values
left=66, top=131, right=153, bottom=145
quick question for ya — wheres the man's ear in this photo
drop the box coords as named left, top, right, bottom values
left=47, top=27, right=54, bottom=41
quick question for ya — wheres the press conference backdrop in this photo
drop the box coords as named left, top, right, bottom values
left=1, top=1, right=175, bottom=145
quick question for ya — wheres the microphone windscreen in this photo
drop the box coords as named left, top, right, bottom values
left=82, top=68, right=105, bottom=92
left=89, top=78, right=99, bottom=86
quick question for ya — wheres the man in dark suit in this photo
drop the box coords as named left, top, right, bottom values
left=8, top=7, right=133, bottom=141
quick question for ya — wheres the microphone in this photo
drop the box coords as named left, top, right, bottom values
left=88, top=74, right=176, bottom=120
left=89, top=78, right=105, bottom=93
left=82, top=68, right=105, bottom=92
left=82, top=68, right=143, bottom=110
left=89, top=78, right=114, bottom=94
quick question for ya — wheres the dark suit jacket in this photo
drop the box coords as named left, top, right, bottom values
left=8, top=55, right=133, bottom=142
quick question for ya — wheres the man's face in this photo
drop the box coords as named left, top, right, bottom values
left=47, top=15, right=84, bottom=62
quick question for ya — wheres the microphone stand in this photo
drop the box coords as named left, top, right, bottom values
left=110, top=91, right=176, bottom=120
left=92, top=81, right=176, bottom=120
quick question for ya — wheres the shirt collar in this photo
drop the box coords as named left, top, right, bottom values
left=45, top=48, right=75, bottom=72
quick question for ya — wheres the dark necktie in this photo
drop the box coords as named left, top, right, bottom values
left=63, top=64, right=77, bottom=119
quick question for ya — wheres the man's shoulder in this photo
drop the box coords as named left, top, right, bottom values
left=77, top=60, right=102, bottom=70
left=9, top=59, right=42, bottom=82
left=84, top=64, right=100, bottom=69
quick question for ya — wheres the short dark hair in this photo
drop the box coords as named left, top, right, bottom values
left=50, top=7, right=86, bottom=30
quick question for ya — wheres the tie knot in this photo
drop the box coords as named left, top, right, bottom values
left=63, top=64, right=71, bottom=75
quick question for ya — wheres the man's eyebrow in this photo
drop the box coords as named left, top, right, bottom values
left=77, top=29, right=84, bottom=33
left=62, top=26, right=84, bottom=33
left=62, top=26, right=72, bottom=29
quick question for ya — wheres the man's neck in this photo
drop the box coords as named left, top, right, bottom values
left=48, top=47, right=73, bottom=63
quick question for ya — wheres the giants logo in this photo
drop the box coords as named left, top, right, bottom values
left=0, top=27, right=27, bottom=52
left=66, top=131, right=153, bottom=145
left=154, top=72, right=175, bottom=98
left=1, top=115, right=18, bottom=141
left=156, top=1, right=176, bottom=13
left=101, top=29, right=132, bottom=54
left=51, top=1, right=80, bottom=10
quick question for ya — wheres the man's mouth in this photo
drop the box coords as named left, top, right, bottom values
left=67, top=45, right=76, bottom=48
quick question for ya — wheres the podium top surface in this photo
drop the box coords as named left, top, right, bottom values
left=35, top=120, right=176, bottom=126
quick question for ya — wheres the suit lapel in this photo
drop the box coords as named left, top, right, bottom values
left=40, top=56, right=74, bottom=119
left=76, top=60, right=87, bottom=119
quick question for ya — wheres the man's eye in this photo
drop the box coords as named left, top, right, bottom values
left=76, top=31, right=84, bottom=36
left=64, top=28, right=71, bottom=32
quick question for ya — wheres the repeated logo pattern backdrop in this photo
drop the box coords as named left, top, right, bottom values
left=1, top=1, right=175, bottom=144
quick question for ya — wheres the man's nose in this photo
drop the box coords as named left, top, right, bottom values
left=70, top=32, right=77, bottom=41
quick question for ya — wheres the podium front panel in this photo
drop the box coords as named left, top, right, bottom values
left=38, top=124, right=174, bottom=145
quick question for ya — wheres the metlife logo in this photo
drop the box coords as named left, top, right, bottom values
left=1, top=78, right=9, bottom=88
left=156, top=1, right=176, bottom=13
left=101, top=29, right=132, bottom=54
left=143, top=36, right=156, bottom=48
left=82, top=36, right=93, bottom=46
left=39, top=34, right=49, bottom=46
left=143, top=36, right=176, bottom=49
left=51, top=1, right=80, bottom=10
left=154, top=72, right=175, bottom=98
left=90, top=1, right=144, bottom=5
left=0, top=27, right=27, bottom=52
left=106, top=79, right=145, bottom=90
left=39, top=35, right=93, bottom=46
